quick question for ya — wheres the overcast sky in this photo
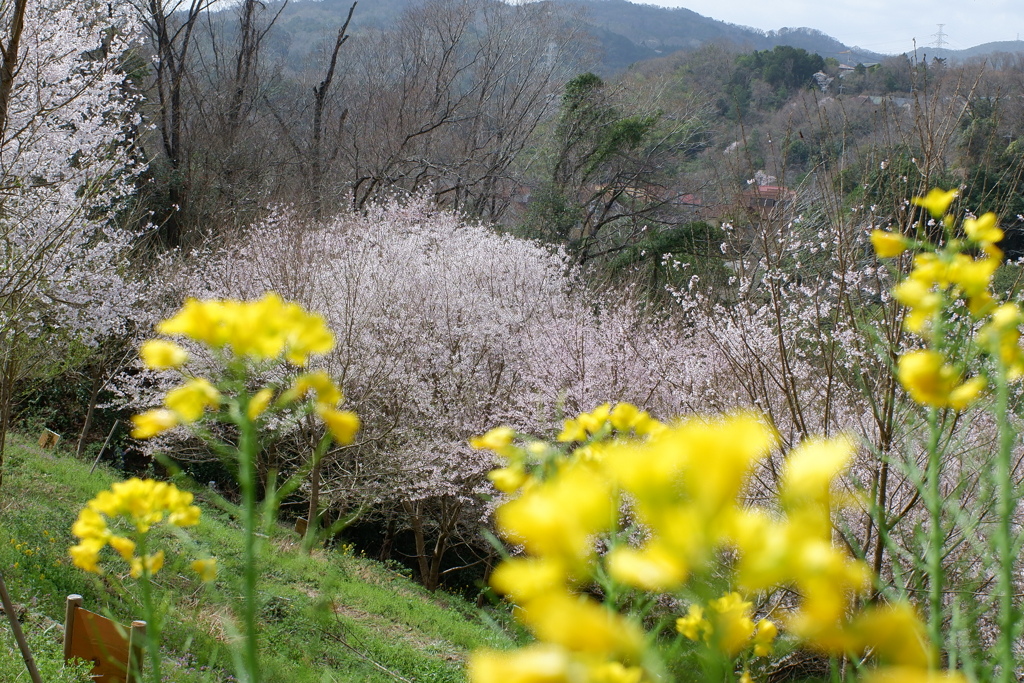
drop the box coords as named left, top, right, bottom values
left=645, top=0, right=1024, bottom=55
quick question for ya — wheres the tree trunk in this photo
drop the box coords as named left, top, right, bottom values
left=0, top=0, right=28, bottom=134
left=76, top=369, right=103, bottom=459
left=378, top=513, right=396, bottom=562
left=403, top=500, right=435, bottom=589
left=303, top=447, right=324, bottom=551
left=0, top=352, right=18, bottom=489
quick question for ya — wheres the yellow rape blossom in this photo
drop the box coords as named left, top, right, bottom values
left=780, top=437, right=854, bottom=513
left=130, top=408, right=178, bottom=439
left=908, top=252, right=947, bottom=287
left=129, top=551, right=165, bottom=579
left=727, top=509, right=793, bottom=590
left=947, top=376, right=987, bottom=410
left=315, top=405, right=360, bottom=445
left=247, top=387, right=274, bottom=420
left=752, top=619, right=778, bottom=657
left=963, top=212, right=1002, bottom=245
left=70, top=479, right=203, bottom=576
left=588, top=661, right=645, bottom=683
left=157, top=293, right=334, bottom=365
left=911, top=188, right=957, bottom=219
left=139, top=339, right=188, bottom=369
left=473, top=402, right=940, bottom=683
left=605, top=413, right=775, bottom=524
left=497, top=464, right=616, bottom=562
left=108, top=535, right=136, bottom=561
left=488, top=465, right=528, bottom=494
left=677, top=593, right=770, bottom=657
left=577, top=404, right=610, bottom=435
left=71, top=507, right=108, bottom=540
left=518, top=593, right=644, bottom=659
left=608, top=402, right=641, bottom=431
left=606, top=541, right=688, bottom=592
left=470, top=426, right=516, bottom=452
left=135, top=296, right=358, bottom=454
left=491, top=557, right=569, bottom=603
left=165, top=378, right=221, bottom=422
left=706, top=592, right=757, bottom=655
left=69, top=539, right=104, bottom=573
left=947, top=253, right=999, bottom=303
left=468, top=644, right=574, bottom=683
left=283, top=370, right=343, bottom=407
left=191, top=558, right=218, bottom=582
left=870, top=230, right=909, bottom=258
left=676, top=604, right=709, bottom=641
left=976, top=304, right=1024, bottom=378
left=893, top=278, right=942, bottom=336
left=88, top=478, right=200, bottom=533
left=897, top=350, right=984, bottom=409
left=849, top=602, right=934, bottom=669
left=861, top=668, right=967, bottom=683
left=558, top=403, right=643, bottom=442
left=556, top=418, right=588, bottom=443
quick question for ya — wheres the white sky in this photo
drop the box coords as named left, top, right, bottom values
left=645, top=0, right=1024, bottom=55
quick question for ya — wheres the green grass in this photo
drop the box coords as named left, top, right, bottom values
left=0, top=434, right=514, bottom=681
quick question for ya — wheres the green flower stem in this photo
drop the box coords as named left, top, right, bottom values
left=137, top=535, right=162, bottom=683
left=236, top=407, right=261, bottom=683
left=993, top=361, right=1017, bottom=682
left=925, top=405, right=944, bottom=654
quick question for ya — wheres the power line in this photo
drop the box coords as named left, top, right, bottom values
left=932, top=24, right=947, bottom=49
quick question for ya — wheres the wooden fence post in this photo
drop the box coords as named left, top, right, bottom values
left=89, top=419, right=120, bottom=474
left=63, top=594, right=83, bottom=660
left=127, top=620, right=146, bottom=683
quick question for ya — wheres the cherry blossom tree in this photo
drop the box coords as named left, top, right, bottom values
left=0, top=0, right=146, bottom=486
left=117, top=195, right=701, bottom=586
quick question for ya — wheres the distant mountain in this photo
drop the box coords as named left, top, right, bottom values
left=903, top=40, right=1024, bottom=63
left=253, top=0, right=1023, bottom=74
left=557, top=0, right=887, bottom=68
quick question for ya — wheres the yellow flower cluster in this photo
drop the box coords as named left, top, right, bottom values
left=132, top=378, right=222, bottom=438
left=131, top=294, right=359, bottom=445
left=470, top=405, right=946, bottom=682
left=914, top=188, right=959, bottom=220
left=675, top=592, right=777, bottom=658
left=897, top=351, right=985, bottom=409
left=556, top=402, right=663, bottom=443
left=471, top=403, right=664, bottom=496
left=155, top=293, right=334, bottom=366
left=873, top=189, right=1021, bottom=408
left=69, top=478, right=209, bottom=580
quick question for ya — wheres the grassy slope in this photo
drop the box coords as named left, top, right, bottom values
left=0, top=435, right=513, bottom=682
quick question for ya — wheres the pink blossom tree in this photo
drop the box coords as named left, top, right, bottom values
left=0, top=0, right=146, bottom=486
left=120, top=196, right=697, bottom=586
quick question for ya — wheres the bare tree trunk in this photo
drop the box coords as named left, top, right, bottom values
left=75, top=371, right=103, bottom=459
left=309, top=2, right=355, bottom=216
left=403, top=500, right=434, bottom=589
left=137, top=0, right=209, bottom=244
left=378, top=513, right=396, bottom=562
left=401, top=497, right=460, bottom=591
left=0, top=352, right=18, bottom=489
left=0, top=0, right=28, bottom=135
left=303, top=448, right=324, bottom=550
left=426, top=510, right=453, bottom=591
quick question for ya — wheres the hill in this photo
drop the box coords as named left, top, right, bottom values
left=906, top=39, right=1024, bottom=63
left=0, top=435, right=513, bottom=682
left=257, top=0, right=1023, bottom=74
left=556, top=0, right=886, bottom=67
left=261, top=0, right=886, bottom=73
